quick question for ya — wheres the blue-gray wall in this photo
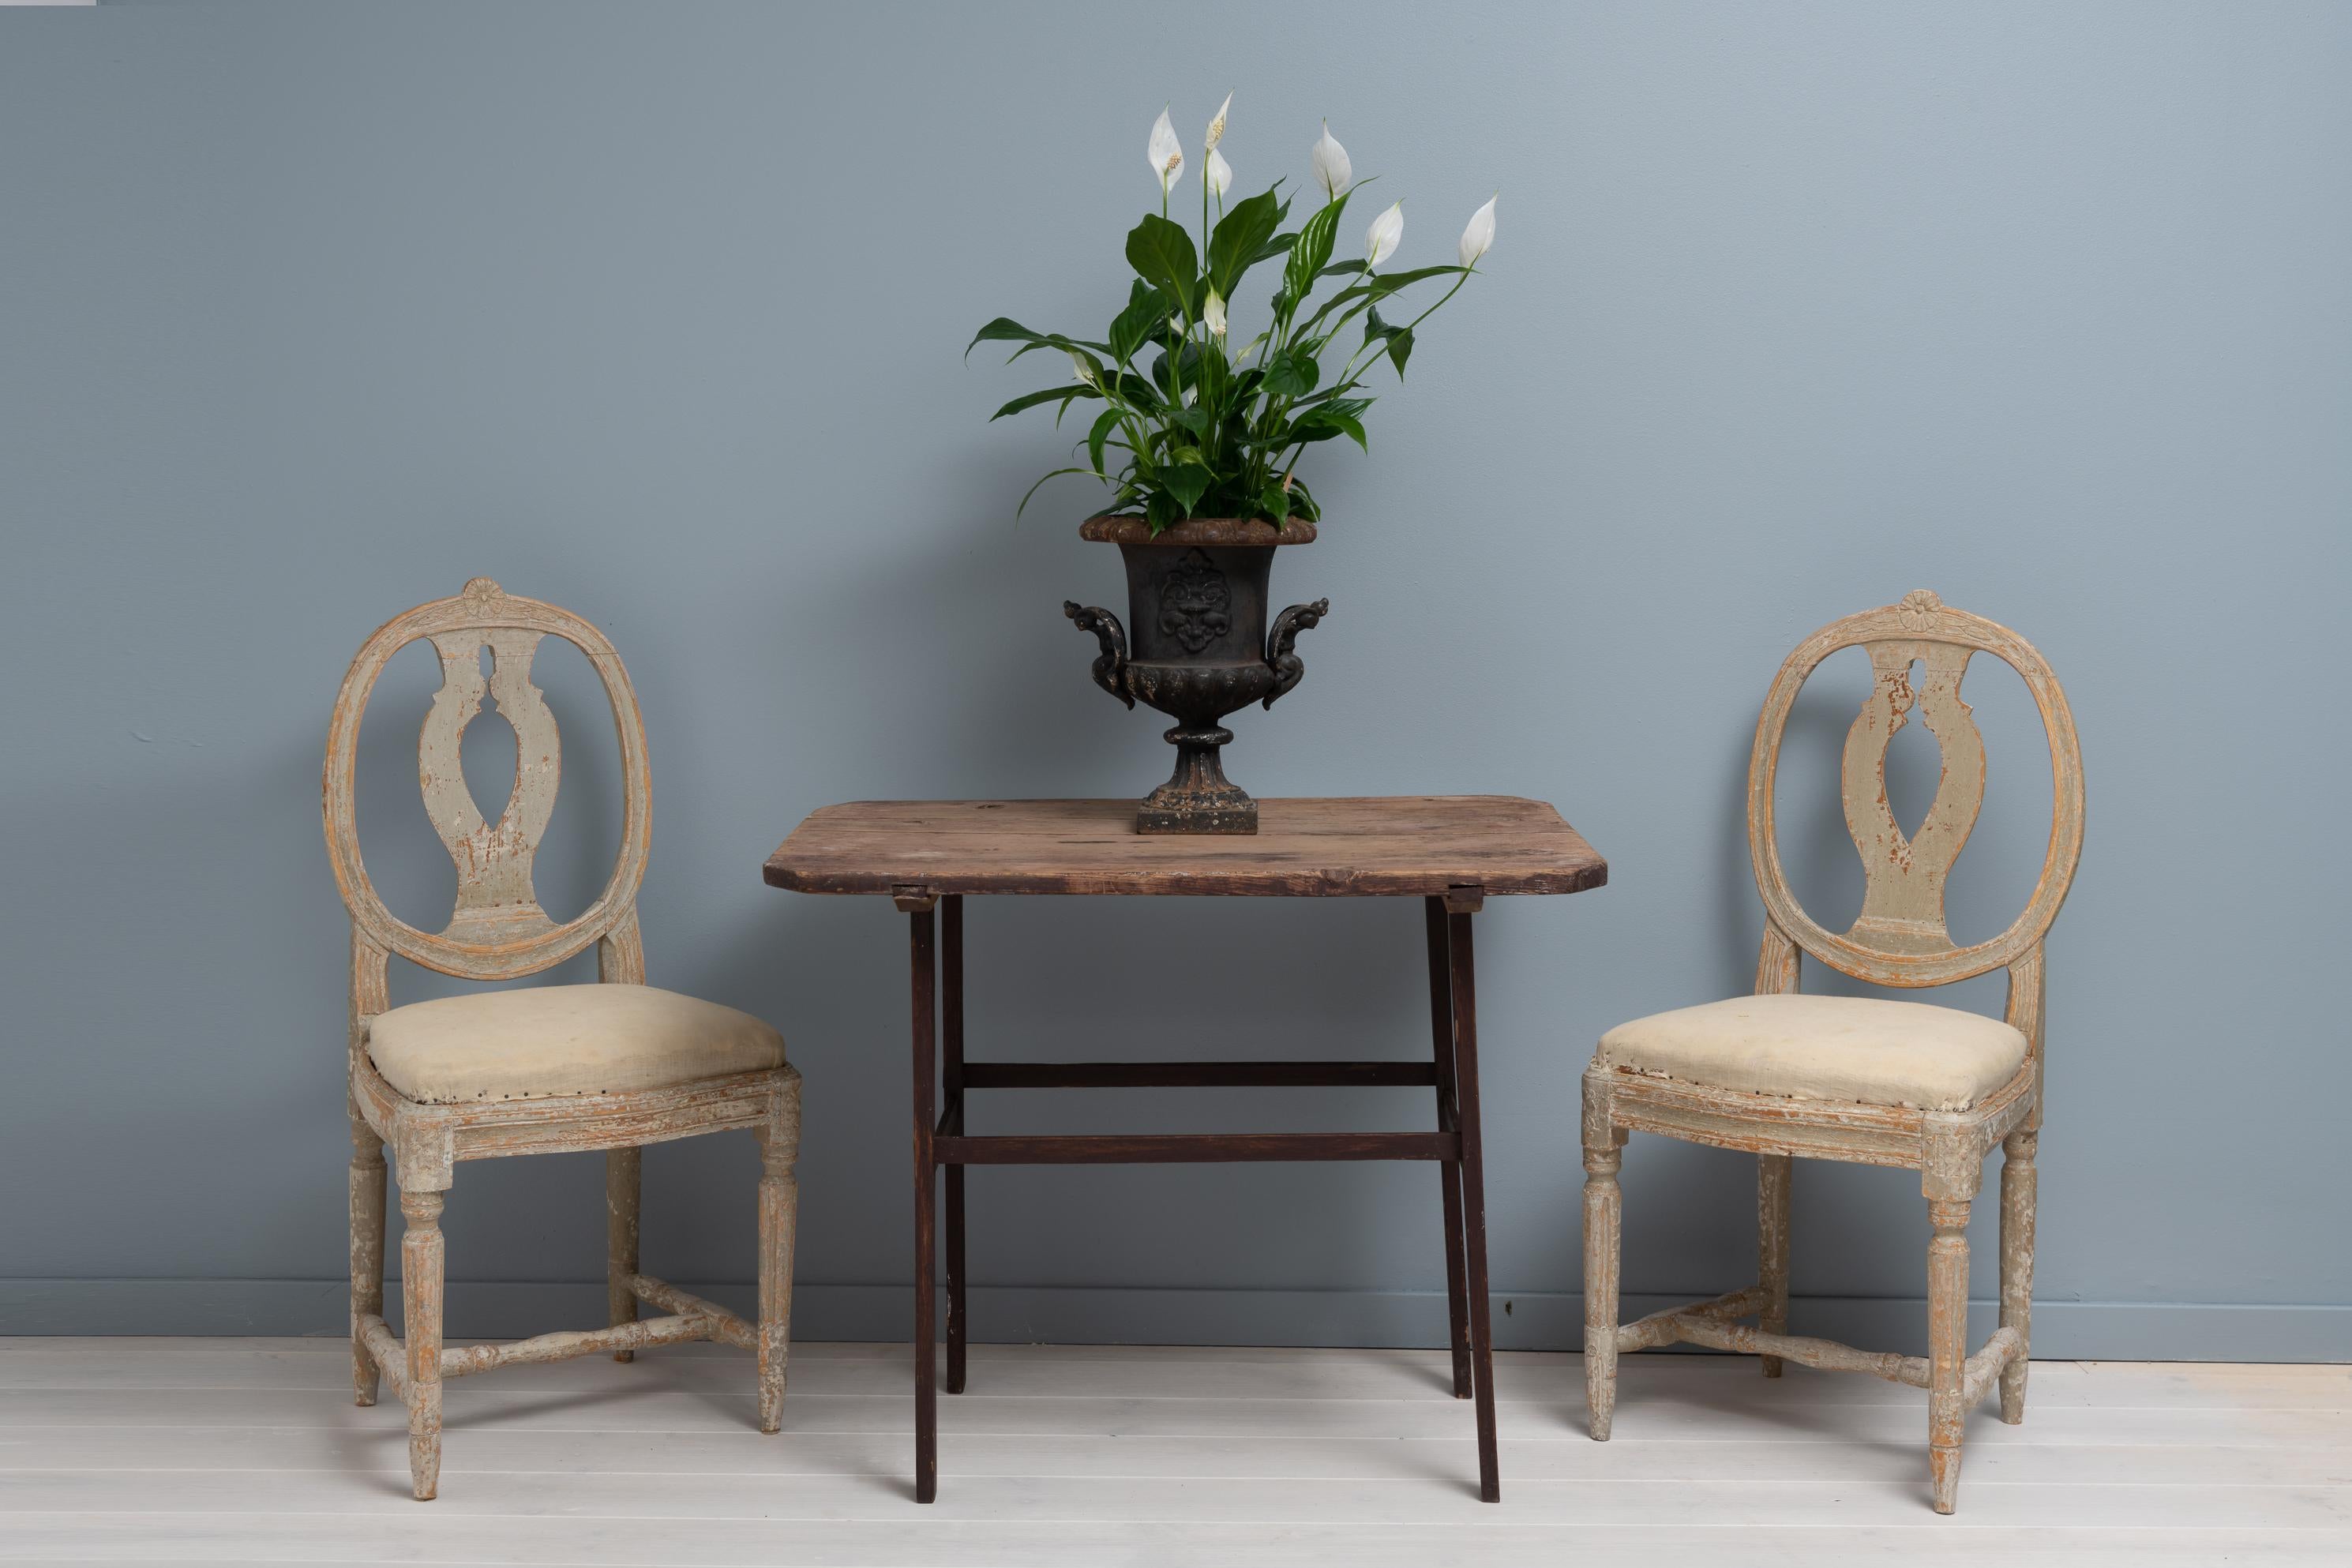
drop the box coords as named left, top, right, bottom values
left=2, top=1, right=2346, bottom=1358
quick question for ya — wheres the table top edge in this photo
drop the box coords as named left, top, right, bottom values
left=761, top=796, right=1604, bottom=897
left=762, top=865, right=1610, bottom=898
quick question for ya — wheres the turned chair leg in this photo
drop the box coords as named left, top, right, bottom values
left=349, top=1115, right=387, bottom=1407
left=1926, top=1195, right=1972, bottom=1514
left=1999, top=1129, right=2037, bottom=1424
left=1758, top=1153, right=1791, bottom=1378
left=400, top=1186, right=448, bottom=1502
left=1581, top=1097, right=1624, bottom=1440
left=606, top=1146, right=642, bottom=1362
left=756, top=1074, right=803, bottom=1435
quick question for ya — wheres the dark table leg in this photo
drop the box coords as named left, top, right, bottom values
left=1447, top=902, right=1500, bottom=1502
left=942, top=895, right=967, bottom=1397
left=906, top=899, right=938, bottom=1503
left=1424, top=898, right=1474, bottom=1401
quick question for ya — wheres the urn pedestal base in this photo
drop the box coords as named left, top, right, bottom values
left=1137, top=724, right=1256, bottom=835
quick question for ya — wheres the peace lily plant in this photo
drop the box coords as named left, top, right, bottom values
left=971, top=97, right=1497, bottom=531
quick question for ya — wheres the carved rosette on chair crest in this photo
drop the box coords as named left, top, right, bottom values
left=1063, top=516, right=1329, bottom=835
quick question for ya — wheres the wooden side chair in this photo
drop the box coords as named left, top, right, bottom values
left=323, top=577, right=802, bottom=1501
left=1581, top=589, right=2084, bottom=1514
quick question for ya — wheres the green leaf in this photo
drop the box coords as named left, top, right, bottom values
left=1286, top=381, right=1365, bottom=409
left=1298, top=264, right=1466, bottom=340
left=1161, top=461, right=1214, bottom=514
left=1145, top=489, right=1184, bottom=532
left=1383, top=327, right=1414, bottom=377
left=990, top=384, right=1096, bottom=421
left=1126, top=212, right=1201, bottom=313
left=1281, top=194, right=1349, bottom=309
left=1104, top=369, right=1162, bottom=411
left=1206, top=187, right=1285, bottom=298
left=1086, top=407, right=1123, bottom=477
left=1367, top=264, right=1465, bottom=294
left=966, top=317, right=1043, bottom=361
left=1364, top=306, right=1415, bottom=377
left=1292, top=398, right=1371, bottom=449
left=1250, top=231, right=1298, bottom=268
left=1004, top=332, right=1112, bottom=365
left=1325, top=416, right=1371, bottom=451
left=1261, top=350, right=1320, bottom=400
left=1258, top=483, right=1292, bottom=523
left=1108, top=283, right=1170, bottom=367
left=1015, top=465, right=1102, bottom=519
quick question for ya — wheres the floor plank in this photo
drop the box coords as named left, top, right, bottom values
left=6, top=1385, right=2340, bottom=1447
left=6, top=1465, right=2350, bottom=1528
left=0, top=1339, right=2341, bottom=1565
left=10, top=1426, right=2348, bottom=1486
left=0, top=1519, right=2339, bottom=1568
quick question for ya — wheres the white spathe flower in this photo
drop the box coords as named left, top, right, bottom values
left=1147, top=107, right=1185, bottom=192
left=1365, top=200, right=1404, bottom=268
left=1204, top=288, right=1228, bottom=339
left=1205, top=147, right=1233, bottom=198
left=1458, top=194, right=1497, bottom=268
left=1067, top=351, right=1097, bottom=387
left=1205, top=92, right=1232, bottom=152
left=1310, top=121, right=1352, bottom=198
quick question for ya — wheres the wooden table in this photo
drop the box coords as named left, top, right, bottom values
left=763, top=797, right=1607, bottom=1502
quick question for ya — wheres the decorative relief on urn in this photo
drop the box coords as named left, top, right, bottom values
left=1158, top=551, right=1232, bottom=655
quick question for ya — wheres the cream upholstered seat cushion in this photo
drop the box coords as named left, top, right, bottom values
left=1596, top=993, right=2028, bottom=1112
left=366, top=984, right=786, bottom=1105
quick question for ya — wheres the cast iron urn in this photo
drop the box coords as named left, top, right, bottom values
left=1063, top=515, right=1327, bottom=835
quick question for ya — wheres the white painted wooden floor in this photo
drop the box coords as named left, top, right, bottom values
left=0, top=1337, right=2344, bottom=1565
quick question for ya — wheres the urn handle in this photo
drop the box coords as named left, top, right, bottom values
left=1063, top=601, right=1133, bottom=709
left=1263, top=597, right=1330, bottom=710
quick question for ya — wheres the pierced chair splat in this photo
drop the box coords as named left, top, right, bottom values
left=323, top=577, right=803, bottom=1502
left=1580, top=589, right=2084, bottom=1515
